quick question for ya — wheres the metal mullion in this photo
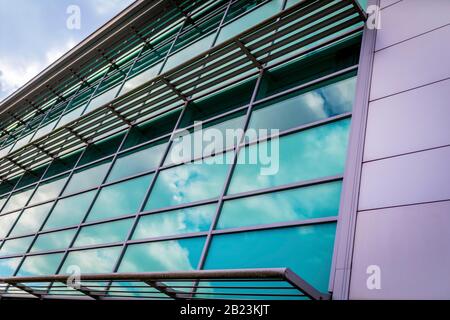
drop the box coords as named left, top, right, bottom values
left=52, top=129, right=131, bottom=278
left=107, top=99, right=191, bottom=281
left=193, top=70, right=264, bottom=295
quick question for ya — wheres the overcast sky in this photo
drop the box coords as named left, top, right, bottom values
left=0, top=0, right=135, bottom=102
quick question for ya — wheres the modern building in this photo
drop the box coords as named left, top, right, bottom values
left=0, top=0, right=448, bottom=300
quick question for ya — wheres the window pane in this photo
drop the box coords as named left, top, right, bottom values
left=9, top=203, right=53, bottom=237
left=31, top=229, right=77, bottom=253
left=0, top=257, right=21, bottom=276
left=17, top=253, right=64, bottom=276
left=44, top=191, right=96, bottom=230
left=228, top=119, right=350, bottom=194
left=118, top=237, right=206, bottom=272
left=0, top=212, right=20, bottom=239
left=0, top=236, right=33, bottom=257
left=216, top=0, right=282, bottom=44
left=204, top=224, right=336, bottom=292
left=59, top=247, right=121, bottom=274
left=163, top=34, right=214, bottom=72
left=74, top=219, right=133, bottom=247
left=145, top=153, right=232, bottom=210
left=218, top=181, right=341, bottom=229
left=133, top=204, right=216, bottom=240
left=87, top=174, right=153, bottom=222
left=63, top=161, right=110, bottom=195
left=249, top=76, right=356, bottom=137
left=28, top=175, right=68, bottom=206
left=122, top=109, right=180, bottom=150
left=2, top=188, right=34, bottom=213
left=120, top=62, right=162, bottom=95
left=165, top=114, right=244, bottom=165
left=107, top=140, right=167, bottom=182
left=179, top=78, right=255, bottom=128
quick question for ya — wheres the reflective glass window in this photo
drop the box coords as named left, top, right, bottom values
left=107, top=140, right=167, bottom=182
left=228, top=119, right=350, bottom=194
left=145, top=153, right=232, bottom=210
left=63, top=161, right=111, bottom=195
left=74, top=219, right=133, bottom=247
left=0, top=257, right=21, bottom=276
left=44, top=191, right=96, bottom=230
left=249, top=76, right=356, bottom=137
left=87, top=174, right=153, bottom=222
left=60, top=247, right=121, bottom=274
left=31, top=229, right=77, bottom=253
left=28, top=175, right=68, bottom=206
left=133, top=204, right=216, bottom=240
left=9, top=203, right=53, bottom=237
left=204, top=223, right=336, bottom=292
left=118, top=237, right=206, bottom=272
left=2, top=188, right=34, bottom=213
left=17, top=253, right=64, bottom=276
left=0, top=212, right=19, bottom=239
left=0, top=236, right=33, bottom=257
left=218, top=181, right=341, bottom=229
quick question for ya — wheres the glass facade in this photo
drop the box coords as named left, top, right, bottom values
left=0, top=0, right=365, bottom=298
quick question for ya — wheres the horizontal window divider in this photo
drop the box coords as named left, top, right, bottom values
left=139, top=198, right=219, bottom=217
left=126, top=231, right=209, bottom=246
left=223, top=174, right=344, bottom=201
left=211, top=216, right=339, bottom=236
left=241, top=112, right=353, bottom=148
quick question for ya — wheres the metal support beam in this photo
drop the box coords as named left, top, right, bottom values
left=235, top=40, right=263, bottom=70
left=8, top=283, right=46, bottom=299
left=107, top=104, right=132, bottom=126
left=64, top=281, right=105, bottom=300
left=65, top=127, right=90, bottom=145
left=161, top=77, right=188, bottom=102
left=144, top=280, right=190, bottom=299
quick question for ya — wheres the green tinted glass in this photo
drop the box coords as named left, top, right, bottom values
left=10, top=202, right=53, bottom=237
left=59, top=247, right=121, bottom=274
left=0, top=236, right=33, bottom=256
left=145, top=153, right=232, bottom=210
left=118, top=237, right=206, bottom=272
left=166, top=114, right=244, bottom=165
left=74, top=219, right=133, bottom=247
left=2, top=188, right=34, bottom=213
left=0, top=212, right=20, bottom=238
left=17, top=253, right=64, bottom=276
left=44, top=191, right=96, bottom=230
left=0, top=257, right=21, bottom=276
left=31, top=229, right=77, bottom=253
left=28, top=175, right=68, bottom=205
left=217, top=0, right=282, bottom=44
left=87, top=174, right=153, bottom=222
left=228, top=119, right=350, bottom=194
left=249, top=76, right=356, bottom=136
left=133, top=204, right=216, bottom=240
left=204, top=223, right=336, bottom=292
left=107, top=141, right=166, bottom=182
left=218, top=181, right=341, bottom=229
left=63, top=161, right=110, bottom=195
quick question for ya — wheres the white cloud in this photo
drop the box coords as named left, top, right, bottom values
left=0, top=39, right=78, bottom=102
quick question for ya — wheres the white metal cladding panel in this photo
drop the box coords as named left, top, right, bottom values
left=370, top=24, right=450, bottom=101
left=376, top=0, right=450, bottom=51
left=379, top=0, right=401, bottom=9
left=350, top=201, right=450, bottom=299
left=363, top=78, right=450, bottom=161
left=358, top=146, right=450, bottom=211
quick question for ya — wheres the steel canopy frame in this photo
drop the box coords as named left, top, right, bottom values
left=0, top=0, right=366, bottom=181
left=0, top=268, right=330, bottom=300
